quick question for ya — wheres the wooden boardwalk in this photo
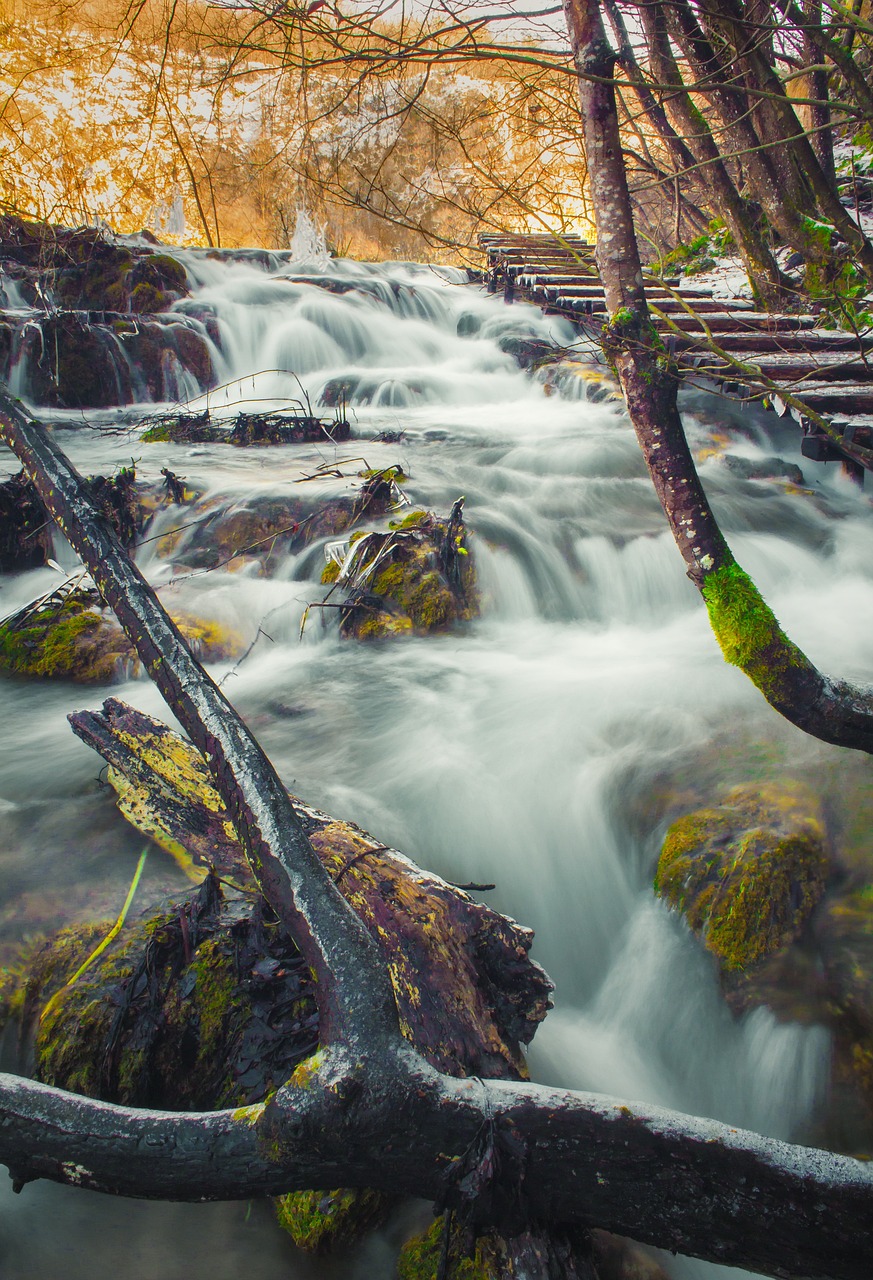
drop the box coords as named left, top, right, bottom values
left=478, top=233, right=873, bottom=481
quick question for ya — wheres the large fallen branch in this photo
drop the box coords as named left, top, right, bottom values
left=1, top=392, right=873, bottom=1279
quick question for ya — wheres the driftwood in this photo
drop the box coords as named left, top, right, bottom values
left=69, top=698, right=551, bottom=1080
left=1, top=392, right=873, bottom=1279
left=140, top=407, right=350, bottom=446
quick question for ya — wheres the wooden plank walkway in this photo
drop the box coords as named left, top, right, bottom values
left=478, top=233, right=873, bottom=480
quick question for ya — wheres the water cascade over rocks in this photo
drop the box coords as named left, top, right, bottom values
left=1, top=239, right=871, bottom=1280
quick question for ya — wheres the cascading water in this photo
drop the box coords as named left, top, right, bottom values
left=1, top=247, right=870, bottom=1280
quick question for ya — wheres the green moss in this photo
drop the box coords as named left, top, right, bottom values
left=148, top=254, right=187, bottom=290
left=354, top=610, right=414, bottom=639
left=140, top=423, right=172, bottom=442
left=275, top=1187, right=390, bottom=1252
left=289, top=1049, right=325, bottom=1090
left=321, top=559, right=342, bottom=585
left=371, top=556, right=455, bottom=632
left=656, top=782, right=828, bottom=972
left=398, top=1219, right=502, bottom=1280
left=609, top=306, right=635, bottom=328
left=684, top=256, right=716, bottom=276
left=389, top=509, right=428, bottom=530
left=359, top=466, right=408, bottom=483
left=130, top=282, right=169, bottom=314
left=191, top=937, right=237, bottom=1064
left=32, top=923, right=134, bottom=1095
left=0, top=604, right=102, bottom=678
left=701, top=558, right=813, bottom=705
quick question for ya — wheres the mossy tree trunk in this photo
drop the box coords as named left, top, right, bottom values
left=1, top=352, right=873, bottom=1275
left=561, top=0, right=873, bottom=755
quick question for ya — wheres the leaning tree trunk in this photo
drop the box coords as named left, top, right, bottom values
left=700, top=0, right=872, bottom=274
left=662, top=0, right=869, bottom=278
left=635, top=0, right=790, bottom=307
left=561, top=0, right=873, bottom=755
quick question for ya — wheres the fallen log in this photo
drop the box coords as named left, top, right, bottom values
left=68, top=697, right=551, bottom=1079
left=2, top=391, right=873, bottom=1280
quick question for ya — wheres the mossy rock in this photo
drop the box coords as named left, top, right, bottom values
left=5, top=875, right=318, bottom=1111
left=816, top=886, right=873, bottom=1046
left=333, top=508, right=478, bottom=642
left=655, top=781, right=829, bottom=973
left=397, top=1219, right=598, bottom=1280
left=161, top=487, right=391, bottom=575
left=275, top=1187, right=393, bottom=1253
left=0, top=470, right=54, bottom=571
left=0, top=590, right=242, bottom=683
left=399, top=1219, right=503, bottom=1280
left=807, top=886, right=873, bottom=1147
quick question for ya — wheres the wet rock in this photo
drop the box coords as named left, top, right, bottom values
left=397, top=1218, right=596, bottom=1280
left=22, top=313, right=133, bottom=408
left=123, top=317, right=215, bottom=400
left=655, top=781, right=829, bottom=974
left=0, top=465, right=179, bottom=573
left=0, top=213, right=188, bottom=314
left=324, top=502, right=478, bottom=641
left=721, top=455, right=805, bottom=486
left=815, top=888, right=873, bottom=1129
left=0, top=470, right=54, bottom=571
left=591, top=1231, right=671, bottom=1280
left=537, top=360, right=622, bottom=403
left=497, top=334, right=558, bottom=370
left=161, top=479, right=394, bottom=575
left=7, top=872, right=318, bottom=1109
left=0, top=588, right=241, bottom=682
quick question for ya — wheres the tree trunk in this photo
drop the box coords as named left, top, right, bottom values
left=561, top=0, right=873, bottom=757
left=635, top=0, right=790, bottom=307
left=699, top=0, right=873, bottom=274
left=663, top=0, right=854, bottom=274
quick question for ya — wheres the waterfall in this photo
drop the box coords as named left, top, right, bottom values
left=1, top=247, right=867, bottom=1280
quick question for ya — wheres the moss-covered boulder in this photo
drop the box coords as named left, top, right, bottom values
left=274, top=1187, right=392, bottom=1253
left=655, top=781, right=829, bottom=973
left=8, top=873, right=318, bottom=1109
left=0, top=215, right=187, bottom=314
left=22, top=313, right=133, bottom=408
left=323, top=504, right=478, bottom=641
left=0, top=588, right=241, bottom=682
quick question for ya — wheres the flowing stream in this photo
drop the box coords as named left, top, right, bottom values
left=1, top=250, right=871, bottom=1279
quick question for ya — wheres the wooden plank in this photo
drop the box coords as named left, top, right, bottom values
left=770, top=383, right=873, bottom=413
left=653, top=312, right=819, bottom=333
left=681, top=354, right=873, bottom=383
left=548, top=296, right=753, bottom=315
left=671, top=330, right=870, bottom=354
left=536, top=284, right=715, bottom=299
